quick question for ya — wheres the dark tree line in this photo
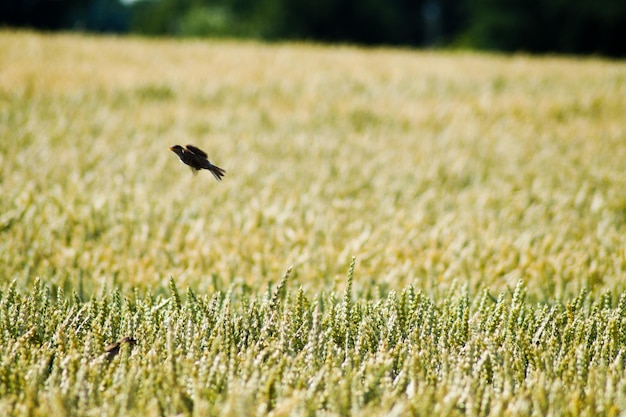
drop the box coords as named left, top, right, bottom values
left=1, top=0, right=625, bottom=57
left=127, top=0, right=468, bottom=47
left=1, top=0, right=129, bottom=32
left=465, top=0, right=626, bottom=56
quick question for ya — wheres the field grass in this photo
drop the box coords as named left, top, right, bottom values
left=1, top=30, right=626, bottom=415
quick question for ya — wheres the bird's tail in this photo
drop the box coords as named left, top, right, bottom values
left=207, top=163, right=226, bottom=181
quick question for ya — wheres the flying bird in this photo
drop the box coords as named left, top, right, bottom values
left=105, top=336, right=137, bottom=361
left=169, top=144, right=225, bottom=181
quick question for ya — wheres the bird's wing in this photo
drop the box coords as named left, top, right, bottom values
left=185, top=145, right=208, bottom=158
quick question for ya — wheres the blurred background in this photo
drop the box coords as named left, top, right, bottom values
left=1, top=0, right=625, bottom=57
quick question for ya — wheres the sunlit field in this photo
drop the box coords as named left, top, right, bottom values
left=1, top=30, right=626, bottom=416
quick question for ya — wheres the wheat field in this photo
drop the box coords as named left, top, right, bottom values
left=1, top=30, right=626, bottom=415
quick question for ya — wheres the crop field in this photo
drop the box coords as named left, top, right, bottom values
left=1, top=30, right=626, bottom=415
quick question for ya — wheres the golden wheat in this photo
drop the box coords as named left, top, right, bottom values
left=1, top=30, right=626, bottom=300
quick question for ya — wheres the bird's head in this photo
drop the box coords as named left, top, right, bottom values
left=169, top=145, right=184, bottom=156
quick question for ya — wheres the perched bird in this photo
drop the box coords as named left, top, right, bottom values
left=105, top=336, right=137, bottom=361
left=169, top=144, right=225, bottom=181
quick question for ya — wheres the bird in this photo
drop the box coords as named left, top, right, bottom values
left=169, top=144, right=225, bottom=181
left=105, top=336, right=137, bottom=361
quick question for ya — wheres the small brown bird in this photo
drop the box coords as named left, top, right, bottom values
left=105, top=336, right=137, bottom=361
left=169, top=144, right=225, bottom=181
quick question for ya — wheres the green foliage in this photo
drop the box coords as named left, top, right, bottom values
left=125, top=0, right=626, bottom=55
left=463, top=0, right=626, bottom=55
left=178, top=6, right=237, bottom=38
left=129, top=0, right=281, bottom=39
left=3, top=0, right=626, bottom=55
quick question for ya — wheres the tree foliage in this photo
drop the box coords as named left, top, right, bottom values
left=1, top=0, right=625, bottom=56
left=1, top=0, right=129, bottom=32
left=465, top=0, right=626, bottom=56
